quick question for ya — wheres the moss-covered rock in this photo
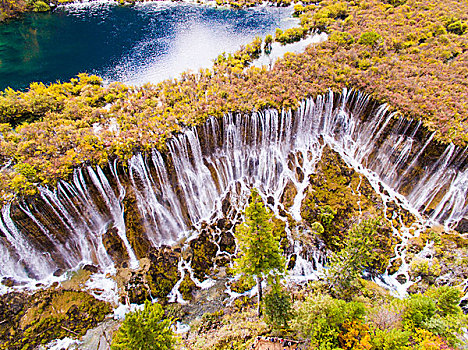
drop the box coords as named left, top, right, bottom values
left=405, top=227, right=468, bottom=292
left=229, top=274, right=256, bottom=294
left=280, top=179, right=297, bottom=209
left=190, top=230, right=218, bottom=281
left=217, top=230, right=235, bottom=254
left=0, top=289, right=111, bottom=350
left=146, top=245, right=181, bottom=300
left=179, top=274, right=200, bottom=301
left=299, top=146, right=399, bottom=274
left=301, top=147, right=382, bottom=242
left=122, top=187, right=152, bottom=259
left=125, top=271, right=151, bottom=304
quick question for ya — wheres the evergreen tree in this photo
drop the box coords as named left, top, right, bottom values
left=234, top=188, right=285, bottom=316
left=111, top=300, right=176, bottom=350
left=263, top=284, right=293, bottom=329
left=326, top=217, right=382, bottom=298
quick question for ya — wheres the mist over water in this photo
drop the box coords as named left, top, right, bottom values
left=0, top=2, right=294, bottom=90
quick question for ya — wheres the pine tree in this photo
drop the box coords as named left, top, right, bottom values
left=234, top=189, right=285, bottom=316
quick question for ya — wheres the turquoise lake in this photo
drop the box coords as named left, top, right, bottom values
left=0, top=2, right=294, bottom=90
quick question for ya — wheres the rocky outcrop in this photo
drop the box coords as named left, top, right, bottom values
left=189, top=230, right=219, bottom=282
left=146, top=246, right=181, bottom=300
left=406, top=227, right=468, bottom=295
left=300, top=146, right=399, bottom=273
left=0, top=289, right=111, bottom=350
left=301, top=146, right=383, bottom=239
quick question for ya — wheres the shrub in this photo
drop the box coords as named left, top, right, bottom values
left=32, top=0, right=50, bottom=11
left=326, top=218, right=384, bottom=297
left=329, top=31, right=355, bottom=46
left=275, top=27, right=306, bottom=44
left=339, top=320, right=372, bottom=349
left=111, top=301, right=177, bottom=350
left=384, top=0, right=407, bottom=6
left=424, top=286, right=463, bottom=317
left=369, top=328, right=410, bottom=350
left=290, top=293, right=365, bottom=348
left=358, top=31, right=382, bottom=47
left=14, top=163, right=37, bottom=182
left=446, top=20, right=467, bottom=35
left=402, top=294, right=436, bottom=330
left=318, top=205, right=336, bottom=228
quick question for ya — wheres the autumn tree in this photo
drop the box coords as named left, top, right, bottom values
left=234, top=188, right=285, bottom=316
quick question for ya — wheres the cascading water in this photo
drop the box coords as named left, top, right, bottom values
left=0, top=89, right=466, bottom=292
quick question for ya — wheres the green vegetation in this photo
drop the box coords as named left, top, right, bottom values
left=326, top=218, right=387, bottom=298
left=289, top=284, right=467, bottom=350
left=233, top=189, right=285, bottom=315
left=172, top=277, right=466, bottom=349
left=263, top=285, right=293, bottom=329
left=111, top=300, right=177, bottom=350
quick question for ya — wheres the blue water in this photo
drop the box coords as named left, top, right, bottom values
left=0, top=2, right=294, bottom=90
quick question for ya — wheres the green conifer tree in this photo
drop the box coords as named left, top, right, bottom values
left=234, top=188, right=285, bottom=316
left=111, top=300, right=176, bottom=350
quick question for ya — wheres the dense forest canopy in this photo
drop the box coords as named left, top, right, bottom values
left=0, top=0, right=467, bottom=204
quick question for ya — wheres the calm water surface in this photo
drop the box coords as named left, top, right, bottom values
left=0, top=2, right=295, bottom=90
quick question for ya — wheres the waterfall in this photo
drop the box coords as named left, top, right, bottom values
left=0, top=90, right=466, bottom=285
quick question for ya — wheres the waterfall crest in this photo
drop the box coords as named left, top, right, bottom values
left=0, top=90, right=466, bottom=284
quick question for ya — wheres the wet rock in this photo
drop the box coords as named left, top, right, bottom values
left=221, top=193, right=232, bottom=216
left=126, top=272, right=150, bottom=304
left=280, top=179, right=297, bottom=208
left=1, top=277, right=17, bottom=287
left=0, top=289, right=111, bottom=350
left=396, top=274, right=407, bottom=284
left=296, top=166, right=304, bottom=182
left=102, top=226, right=130, bottom=267
left=146, top=246, right=181, bottom=299
left=179, top=274, right=200, bottom=301
left=387, top=258, right=402, bottom=275
left=217, top=231, right=235, bottom=254
left=407, top=281, right=430, bottom=294
left=53, top=269, right=65, bottom=277
left=456, top=218, right=468, bottom=233
left=83, top=264, right=99, bottom=274
left=287, top=254, right=297, bottom=270
left=122, top=187, right=152, bottom=258
left=189, top=231, right=218, bottom=281
left=214, top=254, right=230, bottom=267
